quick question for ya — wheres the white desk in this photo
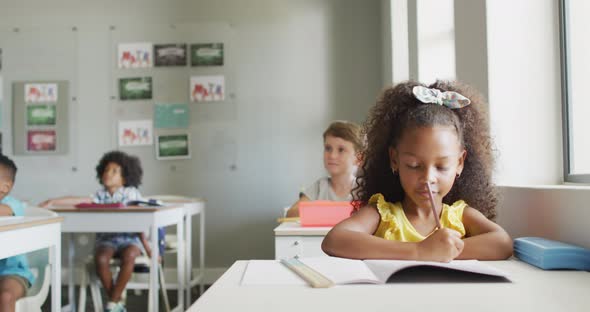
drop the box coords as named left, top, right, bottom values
left=188, top=259, right=590, bottom=312
left=150, top=196, right=206, bottom=307
left=274, top=222, right=331, bottom=259
left=0, top=216, right=63, bottom=312
left=51, top=206, right=185, bottom=312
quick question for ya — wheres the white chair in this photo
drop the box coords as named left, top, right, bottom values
left=77, top=235, right=173, bottom=312
left=15, top=207, right=57, bottom=312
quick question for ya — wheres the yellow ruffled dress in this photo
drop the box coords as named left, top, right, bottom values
left=370, top=193, right=466, bottom=242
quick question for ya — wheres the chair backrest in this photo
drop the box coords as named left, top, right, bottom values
left=22, top=206, right=55, bottom=287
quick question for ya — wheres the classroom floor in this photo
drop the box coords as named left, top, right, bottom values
left=41, top=285, right=210, bottom=311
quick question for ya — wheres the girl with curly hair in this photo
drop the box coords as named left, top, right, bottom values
left=322, top=81, right=512, bottom=262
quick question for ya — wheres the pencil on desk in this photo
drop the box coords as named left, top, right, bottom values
left=426, top=183, right=442, bottom=229
left=277, top=217, right=300, bottom=223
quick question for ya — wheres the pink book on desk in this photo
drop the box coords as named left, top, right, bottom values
left=74, top=202, right=125, bottom=209
left=299, top=201, right=354, bottom=227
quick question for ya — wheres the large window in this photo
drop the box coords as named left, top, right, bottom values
left=560, top=0, right=590, bottom=182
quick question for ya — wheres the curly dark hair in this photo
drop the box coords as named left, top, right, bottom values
left=95, top=150, right=143, bottom=188
left=0, top=154, right=17, bottom=183
left=353, top=80, right=497, bottom=220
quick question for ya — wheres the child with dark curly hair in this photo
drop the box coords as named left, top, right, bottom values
left=322, top=80, right=512, bottom=262
left=40, top=150, right=159, bottom=312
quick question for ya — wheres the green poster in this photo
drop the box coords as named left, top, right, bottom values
left=190, top=43, right=224, bottom=66
left=154, top=104, right=189, bottom=129
left=119, top=77, right=152, bottom=100
left=157, top=134, right=190, bottom=159
left=27, top=105, right=56, bottom=126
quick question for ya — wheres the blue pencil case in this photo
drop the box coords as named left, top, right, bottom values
left=513, top=237, right=590, bottom=271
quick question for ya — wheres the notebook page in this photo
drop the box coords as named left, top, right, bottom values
left=241, top=260, right=306, bottom=285
left=300, top=257, right=380, bottom=284
left=364, top=259, right=508, bottom=283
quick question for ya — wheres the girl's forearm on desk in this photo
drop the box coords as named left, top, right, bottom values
left=40, top=196, right=91, bottom=207
left=0, top=204, right=13, bottom=216
left=322, top=229, right=418, bottom=260
left=456, top=231, right=513, bottom=260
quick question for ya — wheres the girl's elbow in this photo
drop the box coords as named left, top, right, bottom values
left=321, top=233, right=338, bottom=256
left=498, top=233, right=514, bottom=259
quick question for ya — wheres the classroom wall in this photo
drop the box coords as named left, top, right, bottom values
left=0, top=0, right=383, bottom=269
left=486, top=0, right=563, bottom=185
left=497, top=185, right=590, bottom=249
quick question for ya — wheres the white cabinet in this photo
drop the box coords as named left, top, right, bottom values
left=275, top=236, right=327, bottom=259
left=274, top=222, right=331, bottom=259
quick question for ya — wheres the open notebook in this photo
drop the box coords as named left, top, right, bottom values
left=242, top=256, right=508, bottom=286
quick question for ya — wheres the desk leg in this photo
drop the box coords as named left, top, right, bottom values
left=149, top=225, right=159, bottom=312
left=68, top=233, right=76, bottom=312
left=185, top=214, right=192, bottom=307
left=51, top=235, right=61, bottom=312
left=200, top=208, right=205, bottom=295
left=177, top=219, right=185, bottom=310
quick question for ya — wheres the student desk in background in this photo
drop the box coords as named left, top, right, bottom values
left=149, top=196, right=206, bottom=306
left=274, top=222, right=330, bottom=259
left=188, top=259, right=590, bottom=312
left=50, top=205, right=186, bottom=312
left=0, top=216, right=63, bottom=312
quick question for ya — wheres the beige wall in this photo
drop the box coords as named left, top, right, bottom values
left=497, top=185, right=590, bottom=249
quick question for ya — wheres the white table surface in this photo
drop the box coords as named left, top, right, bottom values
left=50, top=205, right=185, bottom=312
left=188, top=259, right=590, bottom=312
left=274, top=221, right=331, bottom=236
left=0, top=216, right=62, bottom=312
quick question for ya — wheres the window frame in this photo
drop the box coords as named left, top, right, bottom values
left=559, top=0, right=590, bottom=183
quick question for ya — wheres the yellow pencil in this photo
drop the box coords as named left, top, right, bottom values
left=426, top=183, right=442, bottom=229
left=277, top=217, right=300, bottom=223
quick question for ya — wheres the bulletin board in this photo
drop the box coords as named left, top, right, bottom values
left=3, top=26, right=77, bottom=156
left=12, top=80, right=69, bottom=155
left=108, top=22, right=237, bottom=164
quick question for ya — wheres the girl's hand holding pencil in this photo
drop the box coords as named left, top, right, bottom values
left=417, top=228, right=464, bottom=262
left=416, top=182, right=464, bottom=262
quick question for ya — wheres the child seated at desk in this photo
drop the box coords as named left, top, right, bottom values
left=0, top=154, right=35, bottom=312
left=285, top=121, right=364, bottom=218
left=322, top=81, right=513, bottom=262
left=40, top=150, right=163, bottom=312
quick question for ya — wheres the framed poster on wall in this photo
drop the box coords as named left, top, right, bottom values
left=26, top=105, right=57, bottom=126
left=118, top=120, right=153, bottom=146
left=119, top=77, right=152, bottom=100
left=190, top=43, right=223, bottom=66
left=27, top=130, right=57, bottom=152
left=190, top=75, right=225, bottom=102
left=118, top=42, right=153, bottom=68
left=154, top=44, right=187, bottom=66
left=156, top=133, right=190, bottom=160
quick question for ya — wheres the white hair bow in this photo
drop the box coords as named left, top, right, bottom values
left=412, top=86, right=471, bottom=109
